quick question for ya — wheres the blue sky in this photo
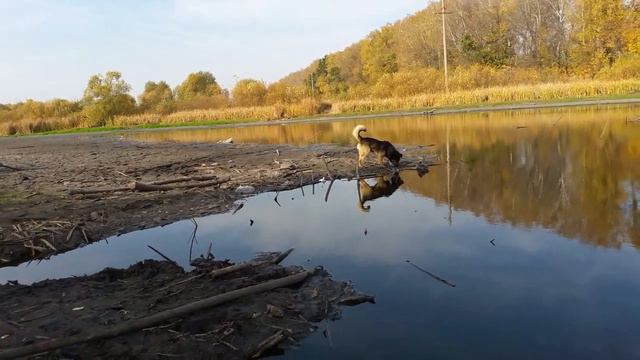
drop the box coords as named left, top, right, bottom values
left=0, top=0, right=427, bottom=103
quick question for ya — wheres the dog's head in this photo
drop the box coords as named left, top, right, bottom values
left=388, top=148, right=403, bottom=167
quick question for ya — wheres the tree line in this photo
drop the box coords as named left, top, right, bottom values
left=0, top=71, right=309, bottom=128
left=282, top=0, right=640, bottom=98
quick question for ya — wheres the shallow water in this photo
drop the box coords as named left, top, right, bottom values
left=4, top=105, right=640, bottom=359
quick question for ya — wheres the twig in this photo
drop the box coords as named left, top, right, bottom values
left=65, top=225, right=77, bottom=242
left=324, top=179, right=335, bottom=203
left=406, top=260, right=456, bottom=288
left=188, top=219, right=198, bottom=264
left=147, top=245, right=179, bottom=267
left=0, top=163, right=24, bottom=171
left=231, top=203, right=244, bottom=215
left=80, top=227, right=89, bottom=244
left=273, top=192, right=281, bottom=207
left=0, top=270, right=312, bottom=360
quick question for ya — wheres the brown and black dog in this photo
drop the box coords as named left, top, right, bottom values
left=352, top=125, right=402, bottom=168
left=357, top=174, right=404, bottom=212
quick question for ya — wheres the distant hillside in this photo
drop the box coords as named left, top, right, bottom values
left=278, top=0, right=640, bottom=99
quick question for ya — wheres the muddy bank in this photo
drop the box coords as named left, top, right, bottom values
left=0, top=249, right=374, bottom=359
left=0, top=135, right=432, bottom=267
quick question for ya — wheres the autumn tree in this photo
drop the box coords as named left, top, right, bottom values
left=175, top=71, right=223, bottom=101
left=232, top=79, right=267, bottom=106
left=571, top=0, right=626, bottom=76
left=174, top=71, right=228, bottom=110
left=360, top=26, right=399, bottom=82
left=265, top=82, right=306, bottom=104
left=81, top=71, right=136, bottom=126
left=139, top=81, right=176, bottom=114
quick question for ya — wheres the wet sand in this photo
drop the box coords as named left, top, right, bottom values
left=0, top=134, right=429, bottom=267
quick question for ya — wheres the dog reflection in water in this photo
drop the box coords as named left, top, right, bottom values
left=357, top=173, right=404, bottom=212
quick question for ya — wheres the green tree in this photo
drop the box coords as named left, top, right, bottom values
left=305, top=56, right=349, bottom=97
left=232, top=79, right=267, bottom=106
left=175, top=71, right=223, bottom=101
left=139, top=81, right=176, bottom=114
left=81, top=71, right=136, bottom=126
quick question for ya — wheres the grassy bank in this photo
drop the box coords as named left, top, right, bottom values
left=2, top=79, right=640, bottom=136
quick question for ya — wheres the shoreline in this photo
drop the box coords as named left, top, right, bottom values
left=15, top=96, right=640, bottom=138
left=0, top=135, right=428, bottom=267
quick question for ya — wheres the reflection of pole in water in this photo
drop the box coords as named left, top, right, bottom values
left=447, top=124, right=452, bottom=225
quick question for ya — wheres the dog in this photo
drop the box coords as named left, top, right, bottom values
left=357, top=174, right=404, bottom=212
left=352, top=125, right=402, bottom=168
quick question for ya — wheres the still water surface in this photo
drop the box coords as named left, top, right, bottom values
left=3, top=105, right=640, bottom=359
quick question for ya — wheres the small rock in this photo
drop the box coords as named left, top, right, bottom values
left=235, top=185, right=255, bottom=194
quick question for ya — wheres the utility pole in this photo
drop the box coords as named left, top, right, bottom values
left=440, top=0, right=449, bottom=93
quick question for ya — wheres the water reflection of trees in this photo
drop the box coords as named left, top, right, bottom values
left=128, top=106, right=640, bottom=248
left=401, top=122, right=640, bottom=249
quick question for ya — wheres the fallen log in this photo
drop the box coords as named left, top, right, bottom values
left=69, top=186, right=131, bottom=195
left=148, top=175, right=218, bottom=186
left=0, top=269, right=313, bottom=360
left=132, top=178, right=229, bottom=192
left=69, top=177, right=230, bottom=195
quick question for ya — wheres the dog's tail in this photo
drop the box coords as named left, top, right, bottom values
left=352, top=125, right=367, bottom=142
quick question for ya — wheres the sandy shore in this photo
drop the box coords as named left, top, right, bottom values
left=0, top=134, right=428, bottom=266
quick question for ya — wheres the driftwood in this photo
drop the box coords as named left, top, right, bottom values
left=0, top=269, right=313, bottom=360
left=69, top=176, right=230, bottom=195
left=149, top=175, right=218, bottom=185
left=210, top=248, right=294, bottom=279
left=251, top=330, right=286, bottom=358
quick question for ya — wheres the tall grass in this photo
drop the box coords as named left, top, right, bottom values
left=331, top=79, right=640, bottom=114
left=109, top=98, right=324, bottom=127
left=2, top=79, right=639, bottom=136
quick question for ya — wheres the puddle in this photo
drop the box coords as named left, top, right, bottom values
left=3, top=167, right=640, bottom=358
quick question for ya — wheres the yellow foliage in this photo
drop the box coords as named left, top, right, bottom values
left=331, top=79, right=640, bottom=114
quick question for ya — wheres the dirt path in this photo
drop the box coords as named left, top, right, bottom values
left=0, top=134, right=431, bottom=267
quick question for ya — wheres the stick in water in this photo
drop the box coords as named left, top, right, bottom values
left=405, top=260, right=456, bottom=288
left=147, top=245, right=179, bottom=267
